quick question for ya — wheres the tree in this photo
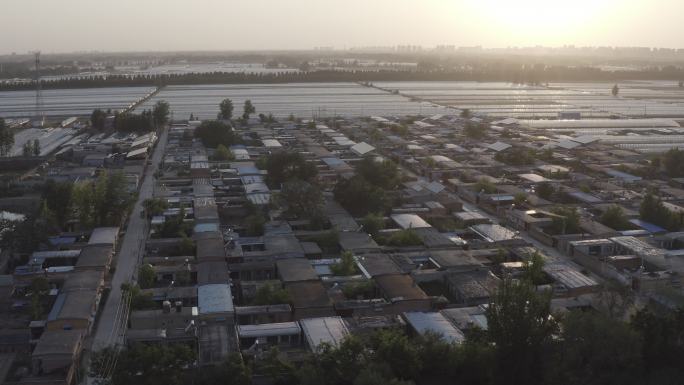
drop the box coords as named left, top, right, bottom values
left=612, top=84, right=620, bottom=96
left=679, top=81, right=683, bottom=88
left=0, top=118, right=14, bottom=156
left=370, top=330, right=422, bottom=380
left=90, top=108, right=107, bottom=130
left=640, top=192, right=682, bottom=231
left=486, top=279, right=556, bottom=385
left=219, top=98, right=234, bottom=120
left=356, top=157, right=400, bottom=190
left=194, top=120, right=239, bottom=148
left=278, top=180, right=323, bottom=220
left=536, top=181, right=555, bottom=200
left=93, top=343, right=195, bottom=385
left=474, top=178, right=497, bottom=194
left=42, top=180, right=73, bottom=228
left=549, top=311, right=643, bottom=385
left=213, top=144, right=234, bottom=161
left=22, top=142, right=32, bottom=156
left=245, top=213, right=266, bottom=236
left=600, top=205, right=632, bottom=231
left=548, top=207, right=581, bottom=235
left=252, top=283, right=291, bottom=306
left=143, top=198, right=168, bottom=218
left=522, top=251, right=546, bottom=285
left=263, top=152, right=318, bottom=187
left=361, top=213, right=385, bottom=237
left=152, top=100, right=170, bottom=127
left=138, top=264, right=156, bottom=289
left=299, top=61, right=311, bottom=72
left=242, top=99, right=255, bottom=119
left=330, top=251, right=358, bottom=276
left=460, top=108, right=471, bottom=118
left=662, top=148, right=684, bottom=177
left=32, top=139, right=40, bottom=156
left=334, top=175, right=389, bottom=217
left=464, top=121, right=488, bottom=139
left=115, top=110, right=154, bottom=132
left=631, top=308, right=684, bottom=378
left=381, top=229, right=423, bottom=247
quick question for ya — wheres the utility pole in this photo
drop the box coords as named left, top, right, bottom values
left=33, top=51, right=44, bottom=127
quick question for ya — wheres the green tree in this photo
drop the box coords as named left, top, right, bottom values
left=90, top=108, right=107, bottom=130
left=600, top=205, right=632, bottom=231
left=242, top=99, right=256, bottom=119
left=32, top=139, right=40, bottom=156
left=464, top=121, right=488, bottom=139
left=550, top=311, right=643, bottom=385
left=263, top=152, right=318, bottom=187
left=194, top=120, right=239, bottom=148
left=370, top=329, right=422, bottom=380
left=252, top=283, right=291, bottom=306
left=219, top=98, right=234, bottom=120
left=486, top=279, right=556, bottom=385
left=42, top=180, right=73, bottom=229
left=138, top=264, right=156, bottom=289
left=334, top=176, right=389, bottom=217
left=381, top=229, right=423, bottom=247
left=361, top=213, right=385, bottom=237
left=143, top=197, right=168, bottom=218
left=640, top=192, right=682, bottom=231
left=152, top=100, right=170, bottom=127
left=536, top=181, right=555, bottom=200
left=330, top=251, right=358, bottom=276
left=245, top=213, right=266, bottom=236
left=356, top=157, right=400, bottom=190
left=522, top=251, right=546, bottom=285
left=93, top=343, right=194, bottom=385
left=474, top=178, right=497, bottom=194
left=0, top=118, right=14, bottom=156
left=460, top=108, right=471, bottom=118
left=548, top=206, right=581, bottom=235
left=212, top=144, right=234, bottom=161
left=662, top=148, right=684, bottom=177
left=277, top=180, right=323, bottom=220
left=612, top=84, right=620, bottom=96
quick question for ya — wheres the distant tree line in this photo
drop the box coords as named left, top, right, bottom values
left=4, top=67, right=684, bottom=91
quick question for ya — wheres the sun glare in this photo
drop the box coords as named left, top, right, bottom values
left=460, top=0, right=620, bottom=45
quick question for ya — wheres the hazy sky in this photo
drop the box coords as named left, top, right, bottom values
left=1, top=0, right=683, bottom=53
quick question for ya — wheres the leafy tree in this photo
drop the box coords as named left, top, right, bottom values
left=71, top=171, right=132, bottom=228
left=381, top=229, right=423, bottom=247
left=219, top=98, right=234, bottom=120
left=152, top=100, right=170, bottom=127
left=92, top=343, right=194, bottom=385
left=277, top=180, right=323, bottom=220
left=522, top=251, right=546, bottom=285
left=474, top=178, right=497, bottom=194
left=252, top=283, right=291, bottom=306
left=242, top=99, right=256, bottom=119
left=142, top=197, right=168, bottom=218
left=212, top=144, right=234, bottom=161
left=370, top=330, right=422, bottom=380
left=42, top=180, right=73, bottom=228
left=194, top=120, right=239, bottom=148
left=486, top=279, right=556, bottom=385
left=494, top=147, right=536, bottom=166
left=460, top=108, right=471, bottom=118
left=631, top=308, right=684, bottom=379
left=0, top=118, right=14, bottom=156
left=263, top=152, right=318, bottom=187
left=600, top=205, right=632, bottom=231
left=90, top=108, right=107, bottom=130
left=244, top=213, right=266, bottom=236
left=356, top=157, right=400, bottom=190
left=330, top=251, right=358, bottom=276
left=115, top=110, right=154, bottom=132
left=333, top=175, right=389, bottom=217
left=22, top=142, right=32, bottom=156
left=536, top=181, right=555, bottom=200
left=640, top=193, right=682, bottom=231
left=174, top=235, right=196, bottom=256
left=138, top=264, right=156, bottom=289
left=361, top=213, right=385, bottom=237
left=32, top=139, right=40, bottom=156
left=548, top=207, right=581, bottom=235
left=122, top=283, right=156, bottom=311
left=464, top=121, right=488, bottom=139
left=662, top=148, right=684, bottom=177
left=342, top=280, right=375, bottom=299
left=612, top=84, right=620, bottom=96
left=549, top=311, right=643, bottom=385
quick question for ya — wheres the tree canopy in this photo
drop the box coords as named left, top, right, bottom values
left=0, top=118, right=14, bottom=156
left=262, top=151, right=318, bottom=188
left=194, top=120, right=240, bottom=148
left=219, top=98, right=234, bottom=120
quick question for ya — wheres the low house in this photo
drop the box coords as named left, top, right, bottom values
left=31, top=330, right=83, bottom=382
